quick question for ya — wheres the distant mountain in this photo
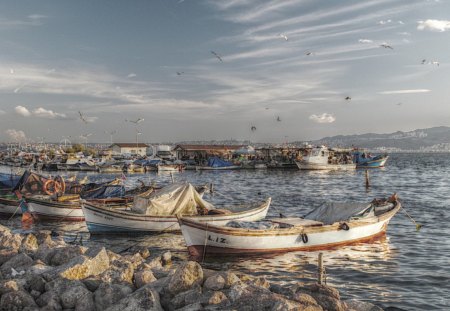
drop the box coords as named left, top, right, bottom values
left=307, top=126, right=450, bottom=151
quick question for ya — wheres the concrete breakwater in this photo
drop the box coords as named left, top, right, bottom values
left=0, top=224, right=384, bottom=311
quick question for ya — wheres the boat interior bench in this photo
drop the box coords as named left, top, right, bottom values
left=270, top=217, right=323, bottom=228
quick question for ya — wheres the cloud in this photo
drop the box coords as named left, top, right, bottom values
left=28, top=14, right=47, bottom=20
left=309, top=113, right=336, bottom=123
left=33, top=107, right=67, bottom=119
left=0, top=109, right=5, bottom=115
left=15, top=105, right=68, bottom=119
left=5, top=129, right=27, bottom=142
left=379, top=89, right=431, bottom=94
left=417, top=19, right=450, bottom=32
left=127, top=73, right=137, bottom=78
left=15, top=105, right=31, bottom=117
left=358, top=39, right=373, bottom=43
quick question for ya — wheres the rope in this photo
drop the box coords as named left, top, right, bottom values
left=400, top=203, right=422, bottom=231
left=7, top=202, right=21, bottom=221
left=202, top=222, right=209, bottom=263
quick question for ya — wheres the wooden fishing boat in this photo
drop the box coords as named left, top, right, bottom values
left=157, top=163, right=183, bottom=172
left=81, top=183, right=271, bottom=234
left=353, top=151, right=389, bottom=168
left=195, top=157, right=240, bottom=170
left=179, top=195, right=400, bottom=257
left=25, top=195, right=85, bottom=221
left=296, top=146, right=356, bottom=170
left=0, top=194, right=21, bottom=217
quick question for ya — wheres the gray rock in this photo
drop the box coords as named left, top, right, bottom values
left=74, top=291, right=95, bottom=311
left=0, top=232, right=23, bottom=250
left=166, top=285, right=202, bottom=310
left=168, top=261, right=203, bottom=296
left=49, top=245, right=86, bottom=266
left=292, top=292, right=320, bottom=308
left=0, top=223, right=10, bottom=233
left=345, top=299, right=384, bottom=311
left=27, top=275, right=46, bottom=293
left=36, top=290, right=61, bottom=309
left=99, top=259, right=134, bottom=285
left=1, top=253, right=33, bottom=276
left=204, top=274, right=226, bottom=291
left=82, top=277, right=102, bottom=292
left=104, top=286, right=163, bottom=311
left=271, top=299, right=311, bottom=310
left=0, top=290, right=38, bottom=311
left=208, top=291, right=228, bottom=305
left=220, top=271, right=241, bottom=289
left=60, top=284, right=91, bottom=309
left=146, top=276, right=170, bottom=294
left=0, top=280, right=21, bottom=295
left=161, top=251, right=172, bottom=266
left=30, top=289, right=41, bottom=299
left=0, top=249, right=18, bottom=265
left=44, top=277, right=85, bottom=296
left=134, top=270, right=157, bottom=288
left=122, top=253, right=144, bottom=269
left=94, top=283, right=133, bottom=310
left=175, top=302, right=203, bottom=311
left=249, top=276, right=270, bottom=289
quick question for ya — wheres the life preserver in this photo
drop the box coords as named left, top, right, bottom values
left=54, top=176, right=66, bottom=194
left=43, top=177, right=66, bottom=196
left=301, top=233, right=308, bottom=243
left=340, top=223, right=350, bottom=231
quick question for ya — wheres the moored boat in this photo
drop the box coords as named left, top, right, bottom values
left=0, top=194, right=21, bottom=217
left=179, top=194, right=400, bottom=257
left=296, top=146, right=356, bottom=170
left=353, top=151, right=389, bottom=168
left=82, top=183, right=271, bottom=234
left=196, top=157, right=240, bottom=170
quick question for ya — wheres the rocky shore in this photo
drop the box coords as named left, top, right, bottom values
left=0, top=224, right=384, bottom=311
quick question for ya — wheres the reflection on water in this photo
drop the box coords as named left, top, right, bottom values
left=2, top=153, right=450, bottom=310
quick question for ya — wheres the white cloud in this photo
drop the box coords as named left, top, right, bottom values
left=127, top=73, right=137, bottom=78
left=33, top=107, right=67, bottom=119
left=15, top=105, right=31, bottom=117
left=358, top=39, right=373, bottom=43
left=309, top=113, right=336, bottom=123
left=379, top=89, right=431, bottom=94
left=28, top=14, right=47, bottom=20
left=5, top=129, right=27, bottom=142
left=417, top=19, right=450, bottom=32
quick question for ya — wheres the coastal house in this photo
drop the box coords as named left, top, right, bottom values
left=110, top=143, right=149, bottom=157
left=173, top=144, right=245, bottom=160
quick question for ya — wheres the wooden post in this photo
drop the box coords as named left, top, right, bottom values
left=170, top=172, right=174, bottom=184
left=365, top=170, right=370, bottom=189
left=318, top=252, right=324, bottom=284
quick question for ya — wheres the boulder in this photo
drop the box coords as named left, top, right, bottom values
left=0, top=223, right=10, bottom=233
left=271, top=299, right=313, bottom=310
left=292, top=292, right=320, bottom=308
left=82, top=277, right=102, bottom=292
left=168, top=261, right=203, bottom=296
left=36, top=290, right=61, bottom=309
left=19, top=233, right=39, bottom=254
left=208, top=291, right=229, bottom=305
left=134, top=270, right=157, bottom=288
left=104, top=286, right=163, bottom=311
left=107, top=250, right=122, bottom=261
left=27, top=275, right=46, bottom=293
left=74, top=292, right=95, bottom=311
left=0, top=232, right=23, bottom=251
left=164, top=285, right=202, bottom=310
left=94, top=283, right=134, bottom=310
left=220, top=271, right=241, bottom=288
left=99, top=259, right=134, bottom=285
left=249, top=276, right=270, bottom=289
left=49, top=245, right=86, bottom=266
left=345, top=299, right=384, bottom=311
left=161, top=251, right=172, bottom=266
left=175, top=302, right=203, bottom=311
left=299, top=283, right=346, bottom=311
left=0, top=248, right=18, bottom=265
left=0, top=290, right=38, bottom=311
left=59, top=283, right=92, bottom=309
left=204, top=274, right=226, bottom=291
left=0, top=280, right=21, bottom=295
left=1, top=253, right=33, bottom=276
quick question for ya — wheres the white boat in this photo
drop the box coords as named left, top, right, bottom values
left=296, top=146, right=356, bottom=170
left=0, top=195, right=22, bottom=217
left=157, top=163, right=183, bottom=172
left=81, top=183, right=271, bottom=234
left=179, top=195, right=400, bottom=257
left=26, top=196, right=85, bottom=221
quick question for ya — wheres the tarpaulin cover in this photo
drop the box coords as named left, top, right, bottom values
left=0, top=173, right=21, bottom=189
left=132, top=183, right=214, bottom=216
left=13, top=171, right=83, bottom=195
left=207, top=157, right=234, bottom=168
left=304, top=202, right=374, bottom=225
left=81, top=185, right=125, bottom=199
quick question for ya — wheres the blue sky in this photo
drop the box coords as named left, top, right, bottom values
left=1, top=0, right=450, bottom=144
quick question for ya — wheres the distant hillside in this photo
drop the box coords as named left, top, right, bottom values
left=307, top=126, right=450, bottom=150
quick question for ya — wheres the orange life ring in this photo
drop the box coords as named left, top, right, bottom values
left=54, top=176, right=66, bottom=194
left=43, top=177, right=66, bottom=196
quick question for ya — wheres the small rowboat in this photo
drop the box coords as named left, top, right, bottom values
left=82, top=197, right=271, bottom=234
left=0, top=194, right=21, bottom=217
left=179, top=195, right=400, bottom=257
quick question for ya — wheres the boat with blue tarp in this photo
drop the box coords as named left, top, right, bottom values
left=353, top=151, right=388, bottom=168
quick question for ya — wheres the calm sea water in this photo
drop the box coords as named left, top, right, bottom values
left=1, top=153, right=449, bottom=310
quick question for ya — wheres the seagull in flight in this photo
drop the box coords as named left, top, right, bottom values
left=279, top=34, right=288, bottom=41
left=78, top=111, right=88, bottom=124
left=380, top=43, right=393, bottom=50
left=345, top=96, right=352, bottom=101
left=430, top=61, right=439, bottom=66
left=251, top=125, right=256, bottom=132
left=421, top=59, right=427, bottom=64
left=397, top=102, right=403, bottom=106
left=211, top=51, right=223, bottom=62
left=126, top=118, right=144, bottom=124
left=277, top=116, right=281, bottom=122
left=176, top=71, right=184, bottom=75
left=305, top=51, right=314, bottom=56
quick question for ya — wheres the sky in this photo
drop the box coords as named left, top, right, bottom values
left=1, top=0, right=450, bottom=144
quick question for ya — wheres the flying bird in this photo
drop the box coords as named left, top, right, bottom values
left=430, top=61, right=439, bottom=66
left=277, top=116, right=281, bottom=122
left=126, top=118, right=144, bottom=124
left=397, top=102, right=403, bottom=106
left=305, top=51, right=314, bottom=56
left=251, top=125, right=256, bottom=132
left=78, top=111, right=88, bottom=124
left=279, top=34, right=288, bottom=41
left=176, top=71, right=184, bottom=75
left=380, top=43, right=393, bottom=50
left=421, top=59, right=427, bottom=64
left=211, top=51, right=223, bottom=62
left=345, top=96, right=352, bottom=101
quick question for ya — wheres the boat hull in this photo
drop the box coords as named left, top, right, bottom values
left=26, top=198, right=84, bottom=221
left=356, top=157, right=388, bottom=168
left=296, top=162, right=356, bottom=170
left=0, top=197, right=21, bottom=217
left=82, top=198, right=271, bottom=234
left=180, top=202, right=399, bottom=256
left=195, top=166, right=241, bottom=170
